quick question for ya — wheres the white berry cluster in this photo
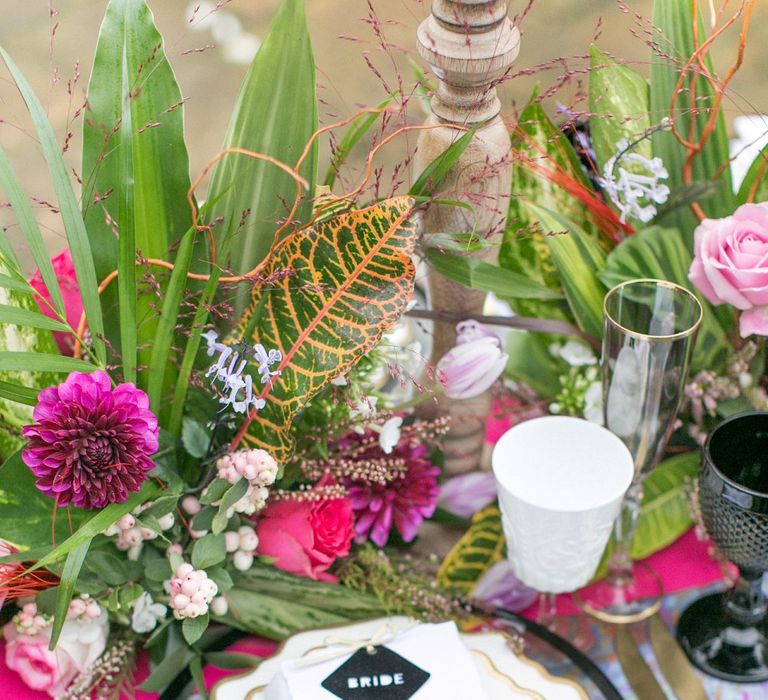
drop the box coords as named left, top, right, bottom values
left=67, top=594, right=102, bottom=621
left=103, top=508, right=175, bottom=560
left=225, top=525, right=259, bottom=571
left=167, top=562, right=218, bottom=619
left=13, top=602, right=51, bottom=635
left=213, top=448, right=279, bottom=516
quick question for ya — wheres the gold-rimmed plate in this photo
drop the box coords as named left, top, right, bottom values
left=211, top=616, right=590, bottom=699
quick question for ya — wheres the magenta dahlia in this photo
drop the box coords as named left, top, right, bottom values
left=344, top=431, right=441, bottom=547
left=22, top=371, right=159, bottom=510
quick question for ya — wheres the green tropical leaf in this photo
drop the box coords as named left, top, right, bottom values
left=0, top=304, right=70, bottom=333
left=236, top=198, right=417, bottom=463
left=0, top=452, right=88, bottom=548
left=216, top=564, right=385, bottom=639
left=525, top=203, right=606, bottom=339
left=0, top=381, right=38, bottom=406
left=410, top=127, right=476, bottom=198
left=206, top=0, right=317, bottom=318
left=0, top=45, right=106, bottom=365
left=600, top=225, right=729, bottom=372
left=82, top=0, right=192, bottom=378
left=436, top=504, right=505, bottom=596
left=588, top=45, right=650, bottom=172
left=0, top=352, right=95, bottom=374
left=650, top=0, right=734, bottom=243
left=500, top=92, right=598, bottom=325
left=424, top=249, right=564, bottom=300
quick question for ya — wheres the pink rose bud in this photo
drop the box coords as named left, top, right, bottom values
left=436, top=323, right=508, bottom=400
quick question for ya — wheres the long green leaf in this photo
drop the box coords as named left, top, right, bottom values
left=49, top=541, right=90, bottom=649
left=600, top=225, right=729, bottom=372
left=736, top=144, right=768, bottom=206
left=588, top=45, right=650, bottom=173
left=425, top=249, right=563, bottom=300
left=0, top=381, right=38, bottom=406
left=650, top=0, right=734, bottom=243
left=410, top=127, right=476, bottom=197
left=0, top=147, right=64, bottom=314
left=0, top=352, right=94, bottom=373
left=0, top=274, right=34, bottom=294
left=0, top=46, right=106, bottom=364
left=526, top=203, right=606, bottom=339
left=206, top=0, right=318, bottom=320
left=0, top=304, right=70, bottom=332
left=82, top=0, right=192, bottom=377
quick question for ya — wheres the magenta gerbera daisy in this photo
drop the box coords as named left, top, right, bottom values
left=22, top=371, right=159, bottom=510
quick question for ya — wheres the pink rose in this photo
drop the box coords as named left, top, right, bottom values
left=688, top=202, right=768, bottom=336
left=28, top=249, right=84, bottom=355
left=256, top=474, right=354, bottom=582
left=3, top=605, right=108, bottom=697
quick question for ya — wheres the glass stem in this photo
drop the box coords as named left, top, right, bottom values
left=725, top=570, right=767, bottom=625
left=608, top=481, right=643, bottom=583
left=538, top=592, right=557, bottom=629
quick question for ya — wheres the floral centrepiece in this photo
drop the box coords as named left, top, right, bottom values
left=21, top=371, right=159, bottom=509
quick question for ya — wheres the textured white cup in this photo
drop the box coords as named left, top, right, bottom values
left=492, top=416, right=634, bottom=594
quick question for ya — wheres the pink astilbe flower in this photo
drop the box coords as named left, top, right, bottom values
left=344, top=430, right=440, bottom=547
left=28, top=249, right=84, bottom=356
left=22, top=371, right=158, bottom=510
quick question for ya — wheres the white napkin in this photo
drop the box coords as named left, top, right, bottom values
left=265, top=621, right=488, bottom=699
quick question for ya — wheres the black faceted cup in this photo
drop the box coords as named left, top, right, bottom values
left=677, top=412, right=768, bottom=682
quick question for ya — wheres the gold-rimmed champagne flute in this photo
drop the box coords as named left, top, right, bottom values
left=578, top=279, right=702, bottom=623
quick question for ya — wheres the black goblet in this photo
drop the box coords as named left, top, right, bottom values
left=677, top=412, right=768, bottom=682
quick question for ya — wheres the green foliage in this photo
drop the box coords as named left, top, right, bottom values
left=82, top=0, right=192, bottom=377
left=181, top=418, right=210, bottom=459
left=589, top=45, right=651, bottom=173
left=191, top=533, right=226, bottom=570
left=217, top=564, right=385, bottom=639
left=206, top=0, right=318, bottom=320
left=736, top=146, right=768, bottom=206
left=410, top=127, right=476, bottom=198
left=0, top=452, right=86, bottom=548
left=212, top=479, right=249, bottom=534
left=527, top=203, right=606, bottom=339
left=182, top=614, right=209, bottom=645
left=0, top=46, right=106, bottom=365
left=50, top=541, right=90, bottom=648
left=500, top=92, right=597, bottom=321
left=600, top=225, right=730, bottom=372
left=650, top=0, right=734, bottom=243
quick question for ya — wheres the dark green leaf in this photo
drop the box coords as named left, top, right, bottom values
left=191, top=533, right=226, bottom=570
left=212, top=479, right=249, bottom=534
left=189, top=655, right=207, bottom=699
left=192, top=507, right=216, bottom=533
left=182, top=417, right=210, bottom=459
left=199, top=478, right=230, bottom=506
left=206, top=566, right=234, bottom=593
left=182, top=614, right=209, bottom=646
left=145, top=557, right=172, bottom=583
left=204, top=651, right=262, bottom=669
left=139, top=643, right=195, bottom=692
left=85, top=550, right=133, bottom=586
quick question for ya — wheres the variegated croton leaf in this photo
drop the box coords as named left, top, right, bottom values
left=236, top=196, right=417, bottom=462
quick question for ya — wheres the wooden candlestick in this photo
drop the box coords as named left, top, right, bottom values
left=414, top=0, right=519, bottom=474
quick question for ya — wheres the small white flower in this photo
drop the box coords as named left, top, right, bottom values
left=600, top=139, right=670, bottom=223
left=131, top=592, right=167, bottom=634
left=350, top=395, right=378, bottom=422
left=558, top=340, right=597, bottom=367
left=378, top=416, right=403, bottom=454
left=583, top=382, right=604, bottom=426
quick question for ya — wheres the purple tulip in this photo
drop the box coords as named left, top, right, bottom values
left=436, top=322, right=508, bottom=400
left=439, top=472, right=498, bottom=518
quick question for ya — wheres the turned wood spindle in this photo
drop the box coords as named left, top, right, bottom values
left=414, top=0, right=519, bottom=474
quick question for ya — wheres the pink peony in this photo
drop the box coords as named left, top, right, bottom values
left=344, top=431, right=440, bottom=547
left=28, top=249, right=84, bottom=355
left=689, top=202, right=768, bottom=336
left=22, top=370, right=159, bottom=509
left=255, top=474, right=353, bottom=582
